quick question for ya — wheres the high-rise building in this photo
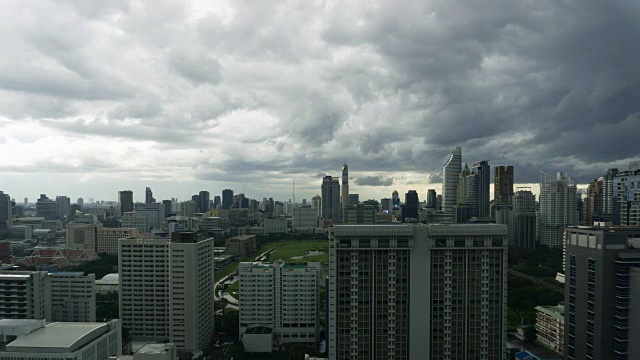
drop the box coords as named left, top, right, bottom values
left=381, top=198, right=392, bottom=212
left=239, top=261, right=320, bottom=352
left=341, top=162, right=349, bottom=205
left=494, top=166, right=514, bottom=205
left=118, top=190, right=134, bottom=216
left=564, top=226, right=640, bottom=360
left=442, top=146, right=462, bottom=215
left=145, top=187, right=155, bottom=203
left=471, top=160, right=491, bottom=218
left=162, top=199, right=173, bottom=217
left=50, top=272, right=96, bottom=322
left=321, top=176, right=341, bottom=224
left=342, top=204, right=376, bottom=224
left=179, top=200, right=197, bottom=217
left=426, top=189, right=437, bottom=209
left=77, top=197, right=84, bottom=206
left=292, top=207, right=318, bottom=231
left=134, top=202, right=165, bottom=230
left=199, top=191, right=210, bottom=212
left=512, top=189, right=537, bottom=249
left=97, top=227, right=138, bottom=255
left=457, top=163, right=470, bottom=205
left=66, top=222, right=103, bottom=250
left=586, top=178, right=604, bottom=225
left=36, top=194, right=60, bottom=220
left=121, top=212, right=149, bottom=233
left=222, top=189, right=233, bottom=209
left=329, top=223, right=508, bottom=359
left=348, top=193, right=359, bottom=205
left=0, top=271, right=51, bottom=321
left=0, top=191, right=12, bottom=229
left=119, top=233, right=215, bottom=351
left=602, top=168, right=619, bottom=218
left=55, top=196, right=71, bottom=220
left=539, top=172, right=578, bottom=247
left=613, top=162, right=640, bottom=226
left=311, top=195, right=321, bottom=218
left=392, top=190, right=400, bottom=211
left=213, top=195, right=221, bottom=209
left=402, top=190, right=419, bottom=222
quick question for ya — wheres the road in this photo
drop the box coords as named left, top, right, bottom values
left=508, top=269, right=564, bottom=294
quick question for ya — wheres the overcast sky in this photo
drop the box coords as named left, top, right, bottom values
left=1, top=0, right=639, bottom=203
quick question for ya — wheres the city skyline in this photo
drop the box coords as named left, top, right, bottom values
left=1, top=1, right=639, bottom=204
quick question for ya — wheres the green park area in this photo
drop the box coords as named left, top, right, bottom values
left=266, top=240, right=329, bottom=265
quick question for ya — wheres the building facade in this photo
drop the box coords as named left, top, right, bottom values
left=341, top=163, right=349, bottom=206
left=512, top=190, right=537, bottom=249
left=118, top=190, right=134, bottom=216
left=66, top=223, right=104, bottom=251
left=51, top=272, right=96, bottom=322
left=535, top=305, right=564, bottom=353
left=292, top=207, right=318, bottom=231
left=0, top=271, right=51, bottom=321
left=442, top=146, right=462, bottom=215
left=321, top=176, right=341, bottom=224
left=539, top=172, right=578, bottom=247
left=97, top=227, right=139, bottom=255
left=494, top=166, right=514, bottom=205
left=613, top=164, right=640, bottom=226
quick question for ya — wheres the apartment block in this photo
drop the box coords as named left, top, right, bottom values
left=0, top=271, right=51, bottom=321
left=50, top=272, right=96, bottom=322
left=329, top=224, right=508, bottom=360
left=535, top=305, right=564, bottom=353
left=97, top=227, right=138, bottom=255
left=65, top=223, right=103, bottom=250
left=121, top=212, right=149, bottom=233
left=292, top=207, right=318, bottom=231
left=239, top=261, right=320, bottom=352
left=263, top=218, right=288, bottom=234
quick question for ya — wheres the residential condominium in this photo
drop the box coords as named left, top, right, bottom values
left=239, top=261, right=321, bottom=352
left=539, top=172, right=578, bottom=247
left=0, top=271, right=51, bottom=321
left=50, top=272, right=96, bottom=322
left=564, top=226, right=640, bottom=360
left=613, top=163, right=640, bottom=226
left=442, top=146, right=462, bottom=215
left=119, top=233, right=215, bottom=351
left=292, top=207, right=318, bottom=231
left=535, top=304, right=564, bottom=353
left=328, top=223, right=508, bottom=360
left=97, top=227, right=139, bottom=255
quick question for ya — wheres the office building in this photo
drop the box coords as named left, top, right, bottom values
left=0, top=319, right=121, bottom=360
left=342, top=204, right=376, bottom=224
left=213, top=196, right=221, bottom=210
left=341, top=162, right=349, bottom=205
left=539, top=172, right=578, bottom=247
left=535, top=305, right=564, bottom=353
left=0, top=191, right=12, bottom=229
left=119, top=234, right=215, bottom=351
left=426, top=189, right=437, bottom=209
left=457, top=163, right=470, bottom=206
left=585, top=178, right=604, bottom=225
left=442, top=146, right=462, bottom=215
left=97, top=227, right=138, bottom=255
left=293, top=207, right=318, bottom=231
left=348, top=193, right=359, bottom=205
left=263, top=218, right=288, bottom=234
left=493, top=204, right=513, bottom=243
left=472, top=160, right=491, bottom=218
left=66, top=223, right=103, bottom=251
left=602, top=168, right=619, bottom=219
left=381, top=198, right=392, bottom=213
left=321, top=176, right=341, bottom=224
left=512, top=189, right=537, bottom=249
left=494, top=166, right=514, bottom=205
left=50, top=272, right=96, bottom=322
left=402, top=190, right=419, bottom=222
left=145, top=187, right=155, bottom=203
left=118, top=190, right=134, bottom=216
left=200, top=217, right=230, bottom=236
left=134, top=202, right=165, bottom=230
left=564, top=226, right=640, bottom=360
left=121, top=212, right=149, bottom=233
left=36, top=195, right=60, bottom=220
left=329, top=223, right=508, bottom=359
left=225, top=234, right=257, bottom=258
left=222, top=189, right=234, bottom=209
left=613, top=162, right=640, bottom=226
left=311, top=195, right=321, bottom=217
left=0, top=271, right=51, bottom=321
left=239, top=261, right=321, bottom=352
left=198, top=191, right=210, bottom=212
left=55, top=196, right=71, bottom=220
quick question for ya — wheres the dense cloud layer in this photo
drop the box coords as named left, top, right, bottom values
left=1, top=0, right=639, bottom=201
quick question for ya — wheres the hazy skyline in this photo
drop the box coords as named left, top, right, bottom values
left=1, top=1, right=639, bottom=202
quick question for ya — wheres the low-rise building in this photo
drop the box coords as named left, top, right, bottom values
left=535, top=305, right=564, bottom=353
left=225, top=235, right=257, bottom=258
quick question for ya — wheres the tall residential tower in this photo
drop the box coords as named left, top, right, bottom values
left=442, top=146, right=462, bottom=215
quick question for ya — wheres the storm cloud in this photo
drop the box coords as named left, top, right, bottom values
left=1, top=0, right=639, bottom=202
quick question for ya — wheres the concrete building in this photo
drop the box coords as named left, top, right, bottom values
left=321, top=176, right=341, bottom=225
left=9, top=225, right=32, bottom=241
left=341, top=162, right=349, bottom=206
left=402, top=190, right=419, bottom=222
left=342, top=204, right=376, bottom=224
left=134, top=203, right=165, bottom=230
left=222, top=189, right=233, bottom=210
left=66, top=223, right=103, bottom=250
left=50, top=272, right=96, bottom=322
left=0, top=271, right=51, bottom=321
left=442, top=146, right=462, bottom=215
left=263, top=218, right=288, bottom=234
left=225, top=235, right=257, bottom=258
left=471, top=160, right=491, bottom=218
left=539, top=172, right=578, bottom=247
left=119, top=234, right=215, bottom=351
left=55, top=196, right=71, bottom=220
left=200, top=217, right=230, bottom=236
left=0, top=191, right=12, bottom=229
left=535, top=305, right=564, bottom=353
left=494, top=166, right=514, bottom=205
left=121, top=212, right=149, bottom=233
left=178, top=201, right=196, bottom=217
left=512, top=189, right=537, bottom=249
left=36, top=195, right=60, bottom=220
left=239, top=261, right=321, bottom=351
left=97, top=227, right=138, bottom=255
left=564, top=226, right=640, bottom=360
left=311, top=195, right=321, bottom=218
left=118, top=191, right=134, bottom=217
left=426, top=189, right=437, bottom=209
left=329, top=223, right=508, bottom=359
left=292, top=207, right=318, bottom=231
left=198, top=191, right=210, bottom=213
left=0, top=319, right=121, bottom=360
left=145, top=187, right=155, bottom=204
left=348, top=194, right=359, bottom=205
left=613, top=163, right=640, bottom=226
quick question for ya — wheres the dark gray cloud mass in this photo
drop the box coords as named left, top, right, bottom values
left=1, top=0, right=639, bottom=201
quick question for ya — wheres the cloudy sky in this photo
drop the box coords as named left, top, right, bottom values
left=1, top=0, right=639, bottom=204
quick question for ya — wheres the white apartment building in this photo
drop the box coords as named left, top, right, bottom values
left=119, top=234, right=215, bottom=351
left=121, top=212, right=149, bottom=233
left=292, top=207, right=318, bottom=231
left=134, top=203, right=166, bottom=230
left=0, top=319, right=121, bottom=360
left=239, top=261, right=320, bottom=351
left=539, top=172, right=578, bottom=247
left=97, top=228, right=138, bottom=255
left=65, top=223, right=103, bottom=250
left=263, top=218, right=288, bottom=235
left=50, top=272, right=96, bottom=322
left=0, top=271, right=51, bottom=321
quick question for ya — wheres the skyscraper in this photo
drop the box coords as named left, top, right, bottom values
left=321, top=176, right=341, bottom=224
left=222, top=189, right=233, bottom=209
left=55, top=196, right=71, bottom=220
left=564, top=226, right=640, bottom=359
left=118, top=190, right=134, bottom=216
left=311, top=195, right=321, bottom=218
left=199, top=190, right=210, bottom=212
left=392, top=190, right=400, bottom=211
left=145, top=187, right=155, bottom=203
left=471, top=160, right=491, bottom=218
left=539, top=172, right=578, bottom=247
left=402, top=190, right=419, bottom=222
left=457, top=163, right=470, bottom=205
left=213, top=195, right=221, bottom=209
left=36, top=194, right=60, bottom=220
left=442, top=146, right=462, bottom=215
left=512, top=189, right=536, bottom=249
left=585, top=178, right=604, bottom=225
left=0, top=191, right=12, bottom=229
left=329, top=224, right=508, bottom=359
left=426, top=189, right=437, bottom=209
left=341, top=162, right=349, bottom=205
left=494, top=166, right=514, bottom=205
left=613, top=162, right=640, bottom=226
left=602, top=168, right=619, bottom=218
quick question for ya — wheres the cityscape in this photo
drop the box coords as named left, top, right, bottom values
left=1, top=1, right=640, bottom=360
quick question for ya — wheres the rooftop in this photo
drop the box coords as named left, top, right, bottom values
left=6, top=322, right=110, bottom=353
left=245, top=326, right=273, bottom=335
left=137, top=343, right=175, bottom=355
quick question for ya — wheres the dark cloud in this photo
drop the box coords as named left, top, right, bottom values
left=355, top=176, right=394, bottom=187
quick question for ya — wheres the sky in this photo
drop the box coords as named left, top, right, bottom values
left=1, top=0, right=640, bottom=204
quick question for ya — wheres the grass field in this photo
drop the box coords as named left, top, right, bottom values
left=227, top=281, right=239, bottom=299
left=267, top=240, right=329, bottom=264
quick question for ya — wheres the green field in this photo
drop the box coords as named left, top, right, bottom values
left=215, top=241, right=290, bottom=282
left=267, top=240, right=329, bottom=265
